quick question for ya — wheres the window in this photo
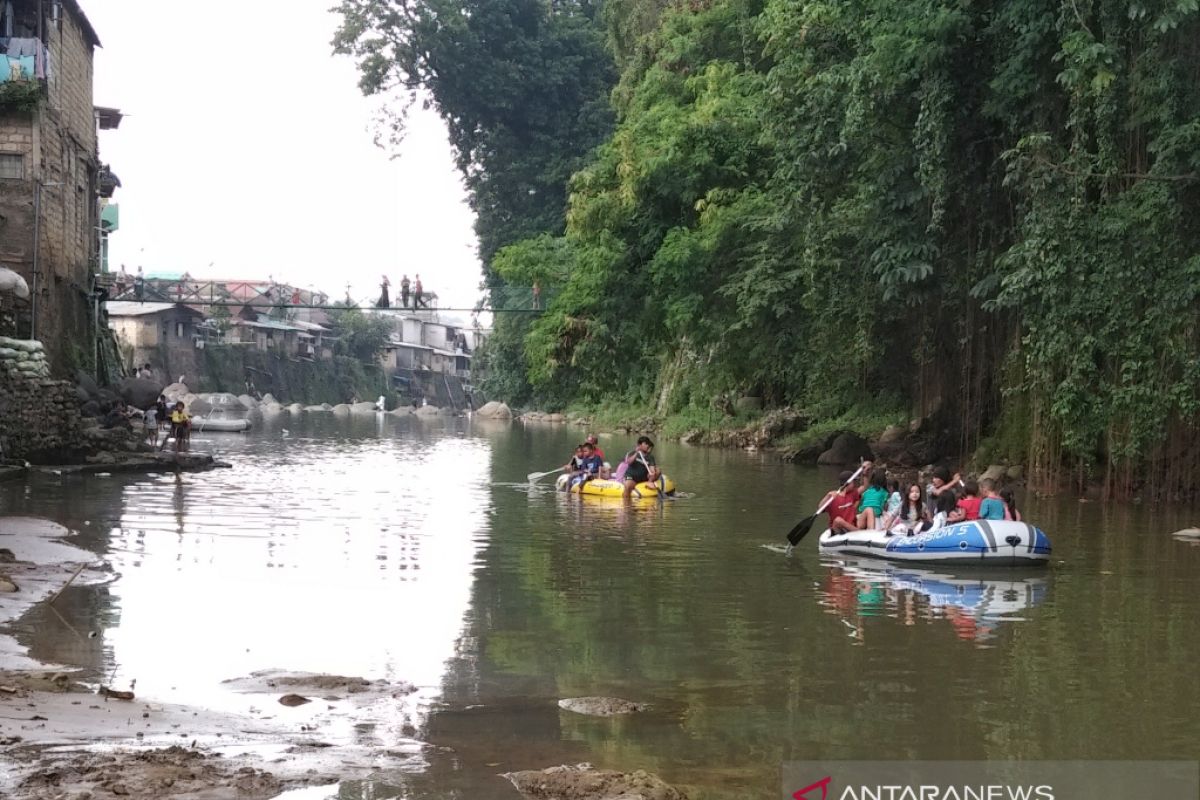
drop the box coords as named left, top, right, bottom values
left=0, top=153, right=24, bottom=180
left=175, top=322, right=185, bottom=338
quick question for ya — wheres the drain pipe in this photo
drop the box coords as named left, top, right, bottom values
left=30, top=180, right=63, bottom=340
left=30, top=181, right=41, bottom=339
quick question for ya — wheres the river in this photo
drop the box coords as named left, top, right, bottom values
left=2, top=416, right=1198, bottom=799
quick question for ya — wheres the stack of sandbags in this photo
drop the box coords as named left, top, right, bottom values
left=0, top=336, right=50, bottom=380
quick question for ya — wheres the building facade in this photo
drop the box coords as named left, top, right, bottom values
left=0, top=0, right=108, bottom=368
left=106, top=301, right=204, bottom=375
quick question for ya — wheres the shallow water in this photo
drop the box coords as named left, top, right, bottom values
left=2, top=416, right=1199, bottom=798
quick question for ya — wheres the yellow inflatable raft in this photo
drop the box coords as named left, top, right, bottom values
left=556, top=474, right=676, bottom=498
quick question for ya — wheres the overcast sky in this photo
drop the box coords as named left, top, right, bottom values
left=87, top=1, right=483, bottom=312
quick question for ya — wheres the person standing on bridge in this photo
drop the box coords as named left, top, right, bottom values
left=378, top=275, right=391, bottom=308
left=400, top=274, right=411, bottom=308
left=413, top=275, right=426, bottom=308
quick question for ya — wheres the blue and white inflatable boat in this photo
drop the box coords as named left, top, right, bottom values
left=818, top=520, right=1051, bottom=566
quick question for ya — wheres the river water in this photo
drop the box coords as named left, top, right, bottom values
left=2, top=416, right=1199, bottom=799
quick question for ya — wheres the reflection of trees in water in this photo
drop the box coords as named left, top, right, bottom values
left=419, top=456, right=1200, bottom=799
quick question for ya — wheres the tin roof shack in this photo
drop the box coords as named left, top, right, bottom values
left=106, top=301, right=204, bottom=373
left=380, top=339, right=432, bottom=375
left=229, top=315, right=305, bottom=358
left=290, top=319, right=330, bottom=361
left=0, top=0, right=108, bottom=367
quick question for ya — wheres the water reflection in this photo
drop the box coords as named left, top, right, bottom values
left=2, top=417, right=1200, bottom=800
left=817, top=557, right=1049, bottom=646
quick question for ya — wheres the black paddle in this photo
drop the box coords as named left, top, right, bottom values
left=785, top=464, right=866, bottom=547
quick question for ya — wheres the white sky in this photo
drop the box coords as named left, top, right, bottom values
left=86, top=0, right=484, bottom=312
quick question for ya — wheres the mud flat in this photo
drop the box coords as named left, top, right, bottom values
left=0, top=516, right=427, bottom=799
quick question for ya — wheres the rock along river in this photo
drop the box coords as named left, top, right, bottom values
left=1, top=414, right=1199, bottom=799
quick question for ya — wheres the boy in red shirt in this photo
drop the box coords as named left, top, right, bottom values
left=951, top=478, right=983, bottom=522
left=826, top=470, right=862, bottom=534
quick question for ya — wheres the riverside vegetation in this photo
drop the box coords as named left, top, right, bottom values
left=336, top=0, right=1200, bottom=501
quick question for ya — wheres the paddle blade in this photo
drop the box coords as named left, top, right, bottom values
left=786, top=513, right=819, bottom=547
left=528, top=470, right=557, bottom=483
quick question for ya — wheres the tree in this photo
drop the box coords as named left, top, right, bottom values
left=328, top=308, right=392, bottom=363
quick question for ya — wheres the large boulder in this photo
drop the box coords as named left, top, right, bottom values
left=475, top=401, right=513, bottom=420
left=162, top=382, right=190, bottom=403
left=979, top=464, right=1008, bottom=484
left=869, top=416, right=955, bottom=467
left=331, top=404, right=351, bottom=416
left=260, top=393, right=279, bottom=406
left=414, top=405, right=440, bottom=417
left=117, top=377, right=163, bottom=410
left=287, top=403, right=304, bottom=414
left=74, top=370, right=101, bottom=399
left=237, top=394, right=259, bottom=410
left=817, top=432, right=873, bottom=466
left=350, top=402, right=379, bottom=415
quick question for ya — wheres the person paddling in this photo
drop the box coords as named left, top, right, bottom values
left=622, top=436, right=660, bottom=499
left=825, top=471, right=861, bottom=535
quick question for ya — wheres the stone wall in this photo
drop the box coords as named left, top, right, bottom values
left=0, top=369, right=83, bottom=463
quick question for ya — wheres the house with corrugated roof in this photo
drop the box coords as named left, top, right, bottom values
left=106, top=301, right=204, bottom=371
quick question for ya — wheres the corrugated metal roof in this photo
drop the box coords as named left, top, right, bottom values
left=106, top=301, right=201, bottom=317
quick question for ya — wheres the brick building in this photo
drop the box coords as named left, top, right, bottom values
left=0, top=0, right=111, bottom=371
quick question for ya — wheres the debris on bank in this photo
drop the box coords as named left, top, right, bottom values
left=557, top=697, right=647, bottom=716
left=11, top=746, right=287, bottom=800
left=32, top=451, right=231, bottom=476
left=503, top=763, right=689, bottom=800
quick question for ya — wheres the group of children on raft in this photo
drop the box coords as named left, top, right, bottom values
left=826, top=463, right=1022, bottom=537
left=562, top=434, right=663, bottom=499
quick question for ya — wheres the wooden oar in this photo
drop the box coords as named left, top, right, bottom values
left=785, top=464, right=866, bottom=547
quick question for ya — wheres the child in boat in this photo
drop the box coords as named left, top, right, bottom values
left=856, top=468, right=888, bottom=530
left=978, top=478, right=1006, bottom=520
left=825, top=470, right=861, bottom=534
left=931, top=489, right=958, bottom=529
left=885, top=477, right=902, bottom=519
left=563, top=445, right=585, bottom=477
left=571, top=442, right=604, bottom=489
left=925, top=466, right=962, bottom=516
left=893, top=483, right=931, bottom=535
left=1000, top=487, right=1022, bottom=521
left=950, top=478, right=982, bottom=522
left=585, top=434, right=610, bottom=477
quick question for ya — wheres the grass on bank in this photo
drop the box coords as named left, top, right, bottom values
left=567, top=398, right=906, bottom=451
left=567, top=400, right=766, bottom=439
left=776, top=404, right=907, bottom=453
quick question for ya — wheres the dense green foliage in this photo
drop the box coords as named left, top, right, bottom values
left=327, top=307, right=393, bottom=363
left=341, top=0, right=1200, bottom=498
left=334, top=0, right=618, bottom=406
